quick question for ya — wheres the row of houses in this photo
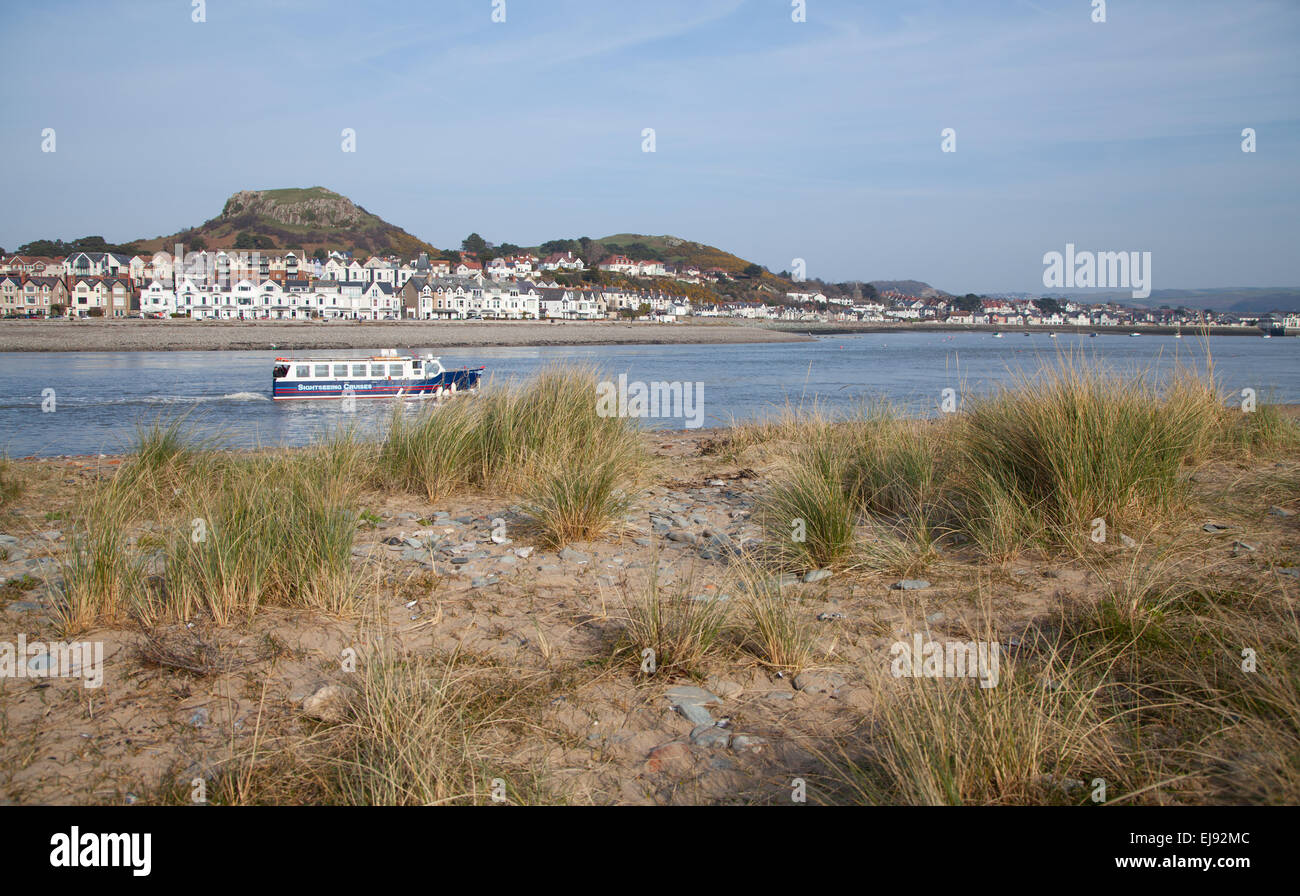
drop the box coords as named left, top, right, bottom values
left=137, top=276, right=693, bottom=321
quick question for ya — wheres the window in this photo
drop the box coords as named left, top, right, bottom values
left=389, top=364, right=404, bottom=377
left=371, top=364, right=385, bottom=377
left=333, top=364, right=348, bottom=377
left=352, top=364, right=367, bottom=377
left=314, top=365, right=329, bottom=378
left=295, top=365, right=309, bottom=378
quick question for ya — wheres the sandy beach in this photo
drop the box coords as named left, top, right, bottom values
left=0, top=319, right=812, bottom=353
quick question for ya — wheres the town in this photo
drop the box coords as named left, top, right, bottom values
left=0, top=248, right=1296, bottom=333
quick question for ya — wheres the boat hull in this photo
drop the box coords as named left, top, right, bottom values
left=272, top=366, right=484, bottom=400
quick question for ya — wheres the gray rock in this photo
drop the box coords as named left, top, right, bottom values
left=792, top=671, right=845, bottom=695
left=689, top=724, right=731, bottom=748
left=731, top=735, right=768, bottom=753
left=816, top=612, right=846, bottom=622
left=891, top=579, right=931, bottom=591
left=513, top=546, right=534, bottom=559
left=470, top=576, right=499, bottom=588
left=1203, top=523, right=1230, bottom=533
left=1232, top=541, right=1258, bottom=553
left=559, top=547, right=590, bottom=564
left=705, top=677, right=743, bottom=700
left=1267, top=506, right=1293, bottom=518
left=675, top=702, right=715, bottom=727
left=666, top=685, right=721, bottom=706
left=667, top=529, right=697, bottom=544
left=925, top=612, right=946, bottom=624
left=1120, top=534, right=1138, bottom=548
left=802, top=568, right=833, bottom=584
left=188, top=708, right=210, bottom=727
left=778, top=573, right=800, bottom=587
left=632, top=537, right=652, bottom=547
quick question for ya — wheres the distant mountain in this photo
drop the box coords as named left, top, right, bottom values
left=134, top=187, right=440, bottom=259
left=868, top=280, right=950, bottom=298
left=1052, top=287, right=1300, bottom=314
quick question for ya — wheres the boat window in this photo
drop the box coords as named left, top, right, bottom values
left=295, top=365, right=309, bottom=378
left=351, top=363, right=366, bottom=377
left=371, top=364, right=385, bottom=377
left=389, top=363, right=404, bottom=377
left=273, top=365, right=289, bottom=379
left=314, top=364, right=329, bottom=378
left=333, top=364, right=348, bottom=377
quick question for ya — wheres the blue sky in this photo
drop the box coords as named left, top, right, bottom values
left=1, top=0, right=1296, bottom=292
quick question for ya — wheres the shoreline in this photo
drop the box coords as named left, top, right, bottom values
left=0, top=319, right=811, bottom=353
left=768, top=322, right=1283, bottom=338
left=0, top=319, right=1285, bottom=353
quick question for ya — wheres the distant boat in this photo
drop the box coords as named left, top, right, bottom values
left=992, top=331, right=1004, bottom=338
left=1129, top=332, right=1141, bottom=337
left=1048, top=332, right=1057, bottom=338
left=1263, top=333, right=1272, bottom=339
left=1088, top=331, right=1097, bottom=338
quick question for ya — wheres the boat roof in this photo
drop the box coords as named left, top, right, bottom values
left=274, top=354, right=438, bottom=363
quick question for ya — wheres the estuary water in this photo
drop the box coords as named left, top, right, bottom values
left=1, top=331, right=1296, bottom=457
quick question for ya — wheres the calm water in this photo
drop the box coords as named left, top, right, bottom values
left=1, top=331, right=1296, bottom=457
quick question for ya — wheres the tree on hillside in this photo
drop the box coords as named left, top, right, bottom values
left=313, top=248, right=328, bottom=261
left=189, top=236, right=207, bottom=251
left=234, top=232, right=256, bottom=250
left=1034, top=297, right=1064, bottom=316
left=951, top=294, right=984, bottom=313
left=461, top=233, right=489, bottom=257
left=742, top=263, right=764, bottom=279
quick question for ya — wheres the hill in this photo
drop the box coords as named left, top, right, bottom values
left=868, top=280, right=949, bottom=298
left=134, top=187, right=440, bottom=259
left=1052, top=287, right=1300, bottom=314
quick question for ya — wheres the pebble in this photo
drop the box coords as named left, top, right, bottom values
left=1120, top=534, right=1138, bottom=548
left=1267, top=506, right=1293, bottom=518
left=892, top=579, right=931, bottom=591
left=302, top=684, right=352, bottom=723
left=802, top=568, right=833, bottom=584
left=666, top=529, right=696, bottom=544
left=1203, top=523, right=1230, bottom=533
left=731, top=735, right=768, bottom=754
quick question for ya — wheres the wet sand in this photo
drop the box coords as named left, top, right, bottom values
left=0, top=319, right=812, bottom=353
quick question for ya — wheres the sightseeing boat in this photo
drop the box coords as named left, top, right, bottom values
left=272, top=351, right=485, bottom=401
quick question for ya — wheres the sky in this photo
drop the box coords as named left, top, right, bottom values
left=1, top=0, right=1297, bottom=293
